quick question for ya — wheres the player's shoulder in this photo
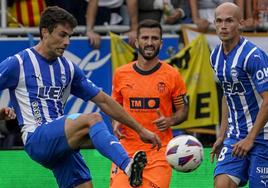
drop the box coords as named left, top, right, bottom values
left=244, top=40, right=267, bottom=60
left=114, top=61, right=135, bottom=74
left=1, top=55, right=17, bottom=63
left=160, top=61, right=179, bottom=73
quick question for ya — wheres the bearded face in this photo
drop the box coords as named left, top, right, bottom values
left=136, top=28, right=162, bottom=61
left=138, top=44, right=161, bottom=60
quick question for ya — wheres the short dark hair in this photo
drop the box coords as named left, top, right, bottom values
left=39, top=6, right=77, bottom=38
left=137, top=19, right=163, bottom=38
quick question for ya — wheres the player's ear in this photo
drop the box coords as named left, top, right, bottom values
left=41, top=28, right=49, bottom=39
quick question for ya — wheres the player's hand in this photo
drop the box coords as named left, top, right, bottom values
left=139, top=128, right=161, bottom=150
left=112, top=121, right=126, bottom=139
left=87, top=30, right=101, bottom=49
left=0, top=107, right=16, bottom=121
left=210, top=137, right=224, bottom=163
left=152, top=109, right=173, bottom=131
left=231, top=137, right=254, bottom=158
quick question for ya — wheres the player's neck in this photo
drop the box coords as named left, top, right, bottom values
left=34, top=43, right=56, bottom=61
left=136, top=57, right=159, bottom=71
left=222, top=36, right=241, bottom=55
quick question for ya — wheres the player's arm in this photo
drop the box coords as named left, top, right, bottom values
left=0, top=107, right=16, bottom=120
left=210, top=95, right=228, bottom=163
left=246, top=91, right=268, bottom=140
left=112, top=119, right=125, bottom=139
left=153, top=94, right=188, bottom=131
left=91, top=91, right=161, bottom=149
left=153, top=69, right=188, bottom=131
left=217, top=96, right=229, bottom=141
left=170, top=94, right=188, bottom=125
left=232, top=91, right=268, bottom=157
left=0, top=56, right=20, bottom=91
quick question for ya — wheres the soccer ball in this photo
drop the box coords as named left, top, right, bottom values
left=165, top=135, right=204, bottom=173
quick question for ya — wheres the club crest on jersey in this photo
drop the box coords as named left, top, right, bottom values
left=231, top=68, right=238, bottom=78
left=157, top=82, right=166, bottom=93
left=61, top=74, right=66, bottom=85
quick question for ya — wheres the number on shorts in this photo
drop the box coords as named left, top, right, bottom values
left=218, top=146, right=228, bottom=161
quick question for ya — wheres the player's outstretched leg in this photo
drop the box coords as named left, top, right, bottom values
left=129, top=151, right=147, bottom=187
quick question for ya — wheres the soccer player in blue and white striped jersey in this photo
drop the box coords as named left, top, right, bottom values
left=0, top=6, right=161, bottom=188
left=210, top=2, right=268, bottom=188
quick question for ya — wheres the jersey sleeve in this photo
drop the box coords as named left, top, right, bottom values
left=71, top=63, right=100, bottom=101
left=172, top=70, right=187, bottom=97
left=246, top=50, right=268, bottom=93
left=112, top=69, right=123, bottom=104
left=0, top=56, right=20, bottom=90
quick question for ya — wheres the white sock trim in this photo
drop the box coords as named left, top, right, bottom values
left=124, top=159, right=133, bottom=177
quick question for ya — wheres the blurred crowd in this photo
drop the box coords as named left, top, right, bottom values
left=6, top=0, right=268, bottom=46
left=1, top=0, right=268, bottom=149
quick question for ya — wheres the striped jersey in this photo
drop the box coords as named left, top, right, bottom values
left=210, top=37, right=268, bottom=141
left=0, top=48, right=100, bottom=143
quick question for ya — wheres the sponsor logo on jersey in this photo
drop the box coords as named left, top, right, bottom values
left=256, top=167, right=268, bottom=187
left=31, top=101, right=42, bottom=124
left=129, top=97, right=160, bottom=109
left=261, top=179, right=268, bottom=187
left=222, top=81, right=245, bottom=95
left=32, top=73, right=41, bottom=80
left=110, top=141, right=121, bottom=145
left=256, top=68, right=268, bottom=80
left=256, top=167, right=268, bottom=174
left=37, top=86, right=64, bottom=100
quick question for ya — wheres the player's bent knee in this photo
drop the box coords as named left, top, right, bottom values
left=65, top=113, right=103, bottom=131
left=83, top=112, right=103, bottom=128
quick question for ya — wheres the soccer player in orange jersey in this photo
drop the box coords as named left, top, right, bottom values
left=110, top=19, right=189, bottom=188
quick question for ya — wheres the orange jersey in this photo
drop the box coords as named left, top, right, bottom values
left=112, top=61, right=187, bottom=155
